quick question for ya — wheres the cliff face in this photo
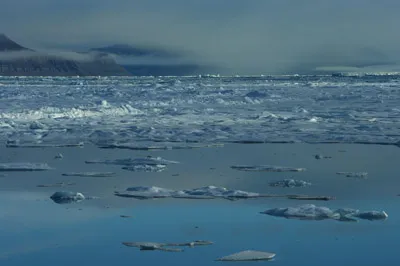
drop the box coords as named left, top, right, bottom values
left=0, top=35, right=130, bottom=76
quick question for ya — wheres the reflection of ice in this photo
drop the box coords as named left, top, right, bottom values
left=50, top=191, right=85, bottom=204
left=269, top=179, right=311, bottom=188
left=216, top=250, right=276, bottom=261
left=0, top=163, right=52, bottom=171
left=231, top=165, right=306, bottom=172
left=261, top=204, right=388, bottom=221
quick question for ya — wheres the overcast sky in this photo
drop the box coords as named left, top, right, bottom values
left=1, top=0, right=400, bottom=74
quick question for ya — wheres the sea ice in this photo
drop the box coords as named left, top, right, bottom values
left=216, top=250, right=276, bottom=261
left=122, top=164, right=167, bottom=172
left=85, top=156, right=179, bottom=166
left=261, top=204, right=388, bottom=222
left=231, top=165, right=306, bottom=172
left=62, top=172, right=116, bottom=177
left=336, top=172, right=368, bottom=179
left=269, top=179, right=312, bottom=188
left=0, top=163, right=52, bottom=171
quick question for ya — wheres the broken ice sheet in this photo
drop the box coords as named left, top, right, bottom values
left=0, top=162, right=52, bottom=171
left=62, top=172, right=116, bottom=177
left=216, top=250, right=276, bottom=261
left=269, top=179, right=311, bottom=188
left=231, top=165, right=306, bottom=172
left=261, top=204, right=388, bottom=222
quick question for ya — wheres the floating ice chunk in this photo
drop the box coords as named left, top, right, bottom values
left=216, top=250, right=276, bottom=261
left=287, top=195, right=335, bottom=201
left=122, top=164, right=166, bottom=172
left=6, top=142, right=84, bottom=148
left=54, top=153, right=63, bottom=159
left=50, top=191, right=85, bottom=204
left=269, top=179, right=312, bottom=188
left=181, top=186, right=260, bottom=199
left=62, top=172, right=116, bottom=177
left=231, top=165, right=306, bottom=172
left=115, top=186, right=175, bottom=199
left=115, top=186, right=263, bottom=200
left=0, top=163, right=52, bottom=171
left=352, top=211, right=388, bottom=221
left=86, top=156, right=179, bottom=166
left=261, top=204, right=339, bottom=220
left=336, top=172, right=368, bottom=179
left=261, top=204, right=388, bottom=222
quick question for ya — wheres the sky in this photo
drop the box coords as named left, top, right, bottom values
left=1, top=0, right=400, bottom=74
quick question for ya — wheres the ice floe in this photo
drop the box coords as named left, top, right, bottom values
left=99, top=142, right=224, bottom=150
left=37, top=182, right=75, bottom=188
left=231, top=165, right=306, bottom=172
left=0, top=163, right=52, bottom=171
left=261, top=204, right=388, bottom=222
left=6, top=142, right=84, bottom=148
left=62, top=172, right=116, bottom=177
left=216, top=250, right=276, bottom=261
left=269, top=179, right=311, bottom=188
left=115, top=186, right=334, bottom=201
left=122, top=165, right=167, bottom=172
left=85, top=156, right=179, bottom=166
left=50, top=191, right=85, bottom=204
left=122, top=240, right=213, bottom=252
left=336, top=172, right=368, bottom=179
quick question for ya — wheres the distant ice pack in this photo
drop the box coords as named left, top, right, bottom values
left=231, top=165, right=306, bottom=172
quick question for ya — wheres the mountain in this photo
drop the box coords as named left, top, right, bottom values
left=0, top=35, right=130, bottom=76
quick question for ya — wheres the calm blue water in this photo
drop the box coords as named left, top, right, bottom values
left=1, top=195, right=398, bottom=266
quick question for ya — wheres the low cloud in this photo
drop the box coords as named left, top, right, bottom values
left=1, top=0, right=400, bottom=74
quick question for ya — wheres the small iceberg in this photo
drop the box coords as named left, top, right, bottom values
left=0, top=163, right=52, bottom=171
left=231, top=165, right=306, bottom=172
left=62, top=172, right=116, bottom=177
left=261, top=204, right=388, bottom=222
left=216, top=250, right=276, bottom=261
left=50, top=191, right=85, bottom=204
left=269, top=179, right=312, bottom=188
